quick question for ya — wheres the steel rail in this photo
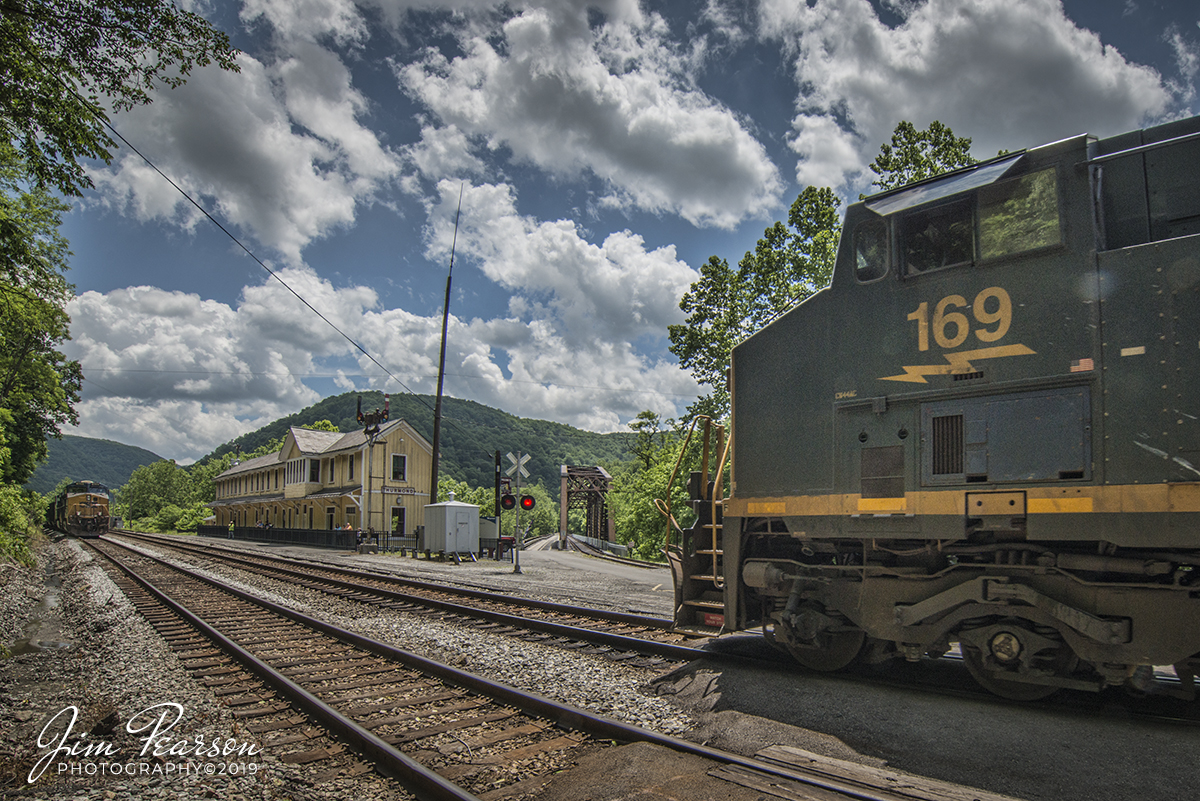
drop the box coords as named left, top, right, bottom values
left=112, top=530, right=673, bottom=628
left=95, top=538, right=922, bottom=801
left=86, top=540, right=483, bottom=801
left=108, top=531, right=700, bottom=661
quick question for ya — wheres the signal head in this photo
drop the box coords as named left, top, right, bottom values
left=500, top=494, right=516, bottom=510
left=519, top=495, right=536, bottom=510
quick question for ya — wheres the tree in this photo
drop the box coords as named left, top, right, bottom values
left=628, top=410, right=669, bottom=470
left=303, top=419, right=339, bottom=432
left=667, top=255, right=745, bottom=418
left=867, top=120, right=976, bottom=193
left=0, top=0, right=240, bottom=197
left=0, top=152, right=81, bottom=485
left=118, top=459, right=192, bottom=523
left=608, top=426, right=695, bottom=562
left=669, top=187, right=841, bottom=420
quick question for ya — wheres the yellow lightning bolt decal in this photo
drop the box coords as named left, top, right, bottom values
left=881, top=344, right=1037, bottom=383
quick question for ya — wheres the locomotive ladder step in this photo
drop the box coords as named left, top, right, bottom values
left=695, top=549, right=723, bottom=556
left=682, top=599, right=724, bottom=609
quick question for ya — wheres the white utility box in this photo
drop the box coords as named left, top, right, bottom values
left=423, top=493, right=480, bottom=554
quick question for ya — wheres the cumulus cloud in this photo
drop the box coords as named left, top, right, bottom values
left=65, top=192, right=699, bottom=460
left=240, top=0, right=368, bottom=45
left=397, top=3, right=781, bottom=227
left=759, top=0, right=1181, bottom=189
left=66, top=284, right=328, bottom=459
left=91, top=45, right=399, bottom=265
left=425, top=180, right=698, bottom=346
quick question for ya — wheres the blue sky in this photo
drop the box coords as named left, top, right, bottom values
left=59, top=0, right=1200, bottom=463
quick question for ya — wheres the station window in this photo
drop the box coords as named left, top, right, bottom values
left=978, top=167, right=1060, bottom=259
left=854, top=218, right=888, bottom=282
left=391, top=454, right=407, bottom=481
left=309, top=459, right=320, bottom=483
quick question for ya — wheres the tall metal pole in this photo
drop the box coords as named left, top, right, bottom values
left=430, top=184, right=465, bottom=507
left=513, top=451, right=522, bottom=575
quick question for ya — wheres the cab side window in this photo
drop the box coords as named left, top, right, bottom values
left=978, top=168, right=1060, bottom=259
left=854, top=218, right=889, bottom=282
left=902, top=198, right=974, bottom=275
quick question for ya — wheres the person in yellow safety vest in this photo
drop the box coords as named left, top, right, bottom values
left=228, top=521, right=235, bottom=539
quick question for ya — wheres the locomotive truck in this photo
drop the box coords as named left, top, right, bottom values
left=669, top=114, right=1200, bottom=700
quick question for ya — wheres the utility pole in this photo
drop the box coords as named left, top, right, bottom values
left=430, top=184, right=465, bottom=507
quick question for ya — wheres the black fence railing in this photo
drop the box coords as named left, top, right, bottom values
left=197, top=524, right=356, bottom=549
left=196, top=525, right=516, bottom=559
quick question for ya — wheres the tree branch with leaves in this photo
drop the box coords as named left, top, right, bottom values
left=0, top=0, right=240, bottom=197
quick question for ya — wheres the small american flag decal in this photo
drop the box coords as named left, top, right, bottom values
left=1070, top=358, right=1094, bottom=372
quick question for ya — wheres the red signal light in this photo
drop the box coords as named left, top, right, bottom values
left=519, top=495, right=535, bottom=510
left=500, top=494, right=516, bottom=510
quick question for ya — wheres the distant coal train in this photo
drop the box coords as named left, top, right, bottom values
left=48, top=480, right=113, bottom=538
left=670, top=114, right=1200, bottom=700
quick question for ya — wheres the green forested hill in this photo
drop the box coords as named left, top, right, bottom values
left=23, top=435, right=163, bottom=495
left=199, top=392, right=637, bottom=491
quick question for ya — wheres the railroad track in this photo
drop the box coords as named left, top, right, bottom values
left=82, top=537, right=1018, bottom=801
left=105, top=530, right=701, bottom=664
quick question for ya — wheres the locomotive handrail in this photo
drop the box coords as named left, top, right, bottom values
left=1086, top=128, right=1200, bottom=165
left=708, top=426, right=731, bottom=589
left=654, top=416, right=730, bottom=588
left=654, top=416, right=710, bottom=552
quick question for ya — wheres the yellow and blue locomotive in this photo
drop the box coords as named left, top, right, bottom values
left=49, top=480, right=113, bottom=538
left=672, top=115, right=1200, bottom=699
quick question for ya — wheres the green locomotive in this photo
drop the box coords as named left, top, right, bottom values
left=671, top=115, right=1200, bottom=699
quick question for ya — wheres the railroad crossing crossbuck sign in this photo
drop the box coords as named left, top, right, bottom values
left=506, top=452, right=530, bottom=479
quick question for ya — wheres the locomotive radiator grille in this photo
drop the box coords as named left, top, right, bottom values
left=931, top=414, right=964, bottom=476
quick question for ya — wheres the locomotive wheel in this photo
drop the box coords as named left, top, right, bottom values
left=961, top=645, right=1060, bottom=701
left=780, top=622, right=866, bottom=672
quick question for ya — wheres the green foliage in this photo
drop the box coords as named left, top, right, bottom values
left=173, top=501, right=211, bottom=532
left=609, top=428, right=695, bottom=561
left=302, top=419, right=339, bottom=432
left=628, top=410, right=670, bottom=470
left=0, top=150, right=82, bottom=485
left=0, top=0, right=240, bottom=197
left=0, top=484, right=42, bottom=564
left=150, top=503, right=183, bottom=532
left=669, top=186, right=842, bottom=419
left=867, top=120, right=977, bottom=194
left=436, top=475, right=494, bottom=515
left=117, top=459, right=193, bottom=522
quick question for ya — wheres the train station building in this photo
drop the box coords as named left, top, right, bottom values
left=209, top=420, right=433, bottom=537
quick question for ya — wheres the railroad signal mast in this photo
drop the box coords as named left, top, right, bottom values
left=504, top=451, right=533, bottom=574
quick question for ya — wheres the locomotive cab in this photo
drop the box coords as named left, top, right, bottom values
left=675, top=115, right=1200, bottom=699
